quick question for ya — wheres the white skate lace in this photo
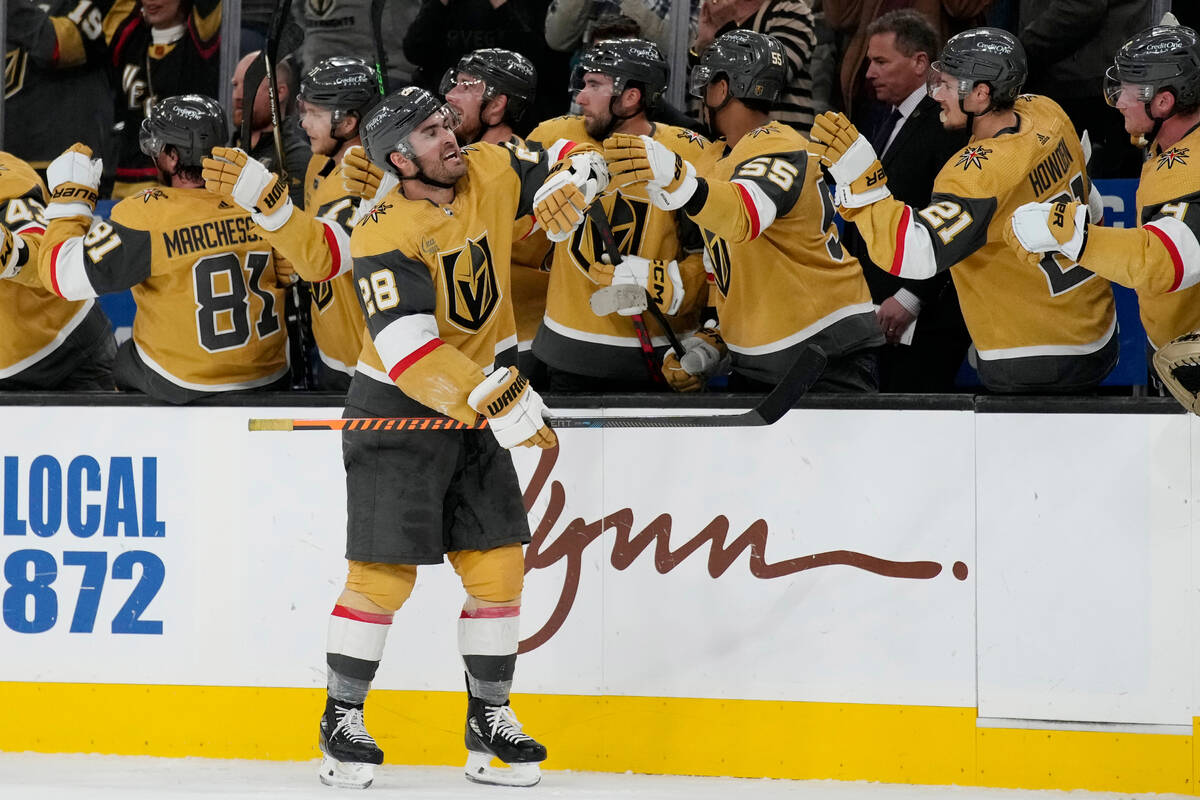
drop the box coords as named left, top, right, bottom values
left=334, top=706, right=377, bottom=747
left=484, top=705, right=533, bottom=744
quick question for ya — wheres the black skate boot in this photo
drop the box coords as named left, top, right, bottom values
left=318, top=697, right=384, bottom=789
left=463, top=695, right=547, bottom=786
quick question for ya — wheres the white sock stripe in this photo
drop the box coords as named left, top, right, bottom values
left=458, top=615, right=520, bottom=657
left=327, top=614, right=390, bottom=663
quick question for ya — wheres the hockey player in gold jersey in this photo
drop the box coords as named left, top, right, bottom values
left=441, top=48, right=552, bottom=383
left=608, top=31, right=882, bottom=391
left=0, top=152, right=115, bottom=389
left=527, top=38, right=710, bottom=391
left=1007, top=25, right=1200, bottom=368
left=202, top=57, right=383, bottom=391
left=809, top=27, right=1118, bottom=393
left=38, top=95, right=291, bottom=404
left=313, top=86, right=606, bottom=789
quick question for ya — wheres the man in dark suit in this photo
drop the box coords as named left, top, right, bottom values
left=847, top=9, right=972, bottom=392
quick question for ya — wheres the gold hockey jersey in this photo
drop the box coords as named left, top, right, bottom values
left=841, top=94, right=1116, bottom=392
left=39, top=186, right=290, bottom=391
left=0, top=152, right=104, bottom=383
left=349, top=140, right=566, bottom=419
left=526, top=116, right=709, bottom=382
left=687, top=120, right=882, bottom=385
left=1077, top=123, right=1200, bottom=348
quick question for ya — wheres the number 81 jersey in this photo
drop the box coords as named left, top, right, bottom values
left=41, top=187, right=289, bottom=394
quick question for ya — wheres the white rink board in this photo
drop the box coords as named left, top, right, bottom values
left=0, top=404, right=1196, bottom=727
left=0, top=405, right=974, bottom=708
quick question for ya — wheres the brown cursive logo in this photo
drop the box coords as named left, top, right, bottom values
left=517, top=446, right=967, bottom=653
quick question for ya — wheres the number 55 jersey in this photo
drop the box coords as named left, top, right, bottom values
left=40, top=187, right=290, bottom=403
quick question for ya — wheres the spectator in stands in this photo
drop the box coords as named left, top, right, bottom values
left=37, top=96, right=292, bottom=404
left=230, top=51, right=312, bottom=207
left=0, top=153, right=115, bottom=391
left=4, top=1, right=116, bottom=189
left=240, top=0, right=275, bottom=55
left=848, top=9, right=970, bottom=391
left=403, top=0, right=571, bottom=123
left=293, top=0, right=419, bottom=86
left=825, top=0, right=992, bottom=130
left=690, top=0, right=821, bottom=131
left=1017, top=0, right=1153, bottom=178
left=546, top=0, right=700, bottom=54
left=108, top=0, right=222, bottom=198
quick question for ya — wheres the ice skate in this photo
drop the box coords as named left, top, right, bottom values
left=318, top=698, right=384, bottom=789
left=463, top=696, right=547, bottom=786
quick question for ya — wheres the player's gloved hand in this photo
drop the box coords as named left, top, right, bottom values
left=468, top=367, right=557, bottom=449
left=1006, top=200, right=1089, bottom=263
left=202, top=147, right=294, bottom=231
left=807, top=112, right=889, bottom=209
left=532, top=151, right=609, bottom=242
left=342, top=144, right=384, bottom=200
left=590, top=255, right=684, bottom=315
left=45, top=143, right=103, bottom=220
left=603, top=133, right=698, bottom=211
left=661, top=328, right=730, bottom=392
left=1153, top=330, right=1200, bottom=414
left=0, top=225, right=25, bottom=280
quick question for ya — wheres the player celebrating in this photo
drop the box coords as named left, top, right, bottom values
left=203, top=56, right=382, bottom=391
left=313, top=86, right=606, bottom=789
left=1005, top=24, right=1200, bottom=401
left=606, top=30, right=882, bottom=391
left=0, top=153, right=116, bottom=390
left=527, top=39, right=710, bottom=392
left=807, top=28, right=1118, bottom=394
left=37, top=95, right=291, bottom=403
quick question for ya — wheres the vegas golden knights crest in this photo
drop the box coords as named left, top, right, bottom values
left=440, top=233, right=499, bottom=332
left=5, top=48, right=27, bottom=100
left=568, top=194, right=649, bottom=270
left=307, top=0, right=336, bottom=17
left=702, top=230, right=732, bottom=296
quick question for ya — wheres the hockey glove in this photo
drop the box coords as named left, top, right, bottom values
left=532, top=151, right=610, bottom=242
left=0, top=225, right=25, bottom=280
left=590, top=255, right=684, bottom=315
left=807, top=112, right=890, bottom=209
left=467, top=367, right=558, bottom=450
left=1153, top=330, right=1200, bottom=414
left=342, top=144, right=384, bottom=200
left=273, top=251, right=298, bottom=286
left=202, top=147, right=293, bottom=231
left=1006, top=201, right=1089, bottom=264
left=45, top=143, right=102, bottom=220
left=603, top=133, right=698, bottom=211
left=661, top=328, right=730, bottom=392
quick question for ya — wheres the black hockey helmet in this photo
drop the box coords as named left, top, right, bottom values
left=571, top=38, right=669, bottom=109
left=689, top=30, right=788, bottom=104
left=932, top=27, right=1027, bottom=109
left=1105, top=25, right=1200, bottom=111
left=361, top=86, right=461, bottom=175
left=439, top=48, right=537, bottom=122
left=138, top=94, right=227, bottom=167
left=299, top=56, right=382, bottom=123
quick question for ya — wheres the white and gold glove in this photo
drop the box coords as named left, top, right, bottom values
left=202, top=147, right=293, bottom=231
left=468, top=366, right=557, bottom=449
left=0, top=225, right=25, bottom=280
left=1153, top=331, right=1200, bottom=414
left=45, top=143, right=102, bottom=220
left=604, top=133, right=697, bottom=211
left=532, top=151, right=609, bottom=242
left=661, top=328, right=730, bottom=392
left=590, top=254, right=684, bottom=315
left=1006, top=200, right=1089, bottom=264
left=807, top=112, right=890, bottom=209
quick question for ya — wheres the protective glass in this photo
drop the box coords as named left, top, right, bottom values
left=137, top=118, right=165, bottom=159
left=926, top=62, right=972, bottom=101
left=439, top=69, right=485, bottom=98
left=399, top=103, right=463, bottom=159
left=688, top=65, right=715, bottom=98
left=1103, top=66, right=1155, bottom=108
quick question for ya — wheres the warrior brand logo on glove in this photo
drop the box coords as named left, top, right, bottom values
left=261, top=179, right=287, bottom=212
left=485, top=373, right=529, bottom=417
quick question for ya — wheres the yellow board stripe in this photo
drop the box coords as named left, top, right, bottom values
left=0, top=683, right=1192, bottom=794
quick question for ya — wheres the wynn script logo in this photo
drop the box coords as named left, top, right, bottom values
left=516, top=447, right=969, bottom=653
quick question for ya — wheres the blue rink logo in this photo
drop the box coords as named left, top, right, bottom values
left=1, top=455, right=165, bottom=635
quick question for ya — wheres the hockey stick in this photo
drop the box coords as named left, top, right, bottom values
left=370, top=0, right=390, bottom=95
left=248, top=343, right=826, bottom=431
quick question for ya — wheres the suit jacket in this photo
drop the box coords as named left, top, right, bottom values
left=850, top=94, right=969, bottom=306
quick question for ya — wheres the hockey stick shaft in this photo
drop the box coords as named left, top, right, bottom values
left=370, top=0, right=390, bottom=95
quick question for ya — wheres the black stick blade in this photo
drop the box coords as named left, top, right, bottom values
left=750, top=344, right=827, bottom=425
